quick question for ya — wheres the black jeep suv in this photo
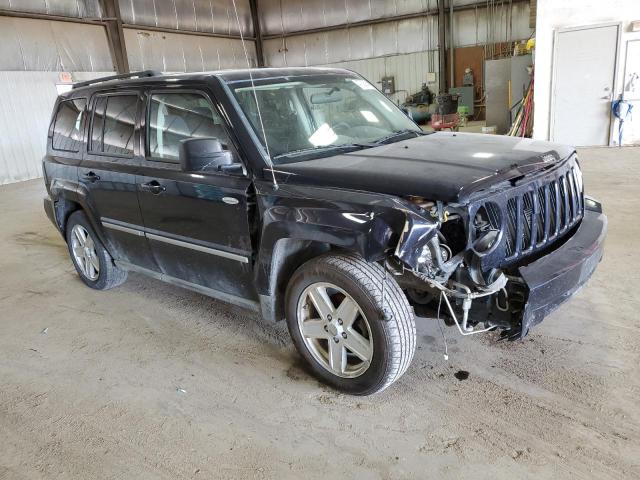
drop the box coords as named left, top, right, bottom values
left=43, top=68, right=606, bottom=395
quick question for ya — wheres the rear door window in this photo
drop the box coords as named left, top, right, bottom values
left=52, top=98, right=86, bottom=152
left=90, top=94, right=137, bottom=157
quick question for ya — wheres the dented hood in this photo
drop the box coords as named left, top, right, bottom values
left=274, top=132, right=575, bottom=203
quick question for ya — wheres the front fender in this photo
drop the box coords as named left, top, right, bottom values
left=253, top=183, right=409, bottom=295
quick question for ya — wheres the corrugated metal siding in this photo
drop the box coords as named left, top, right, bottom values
left=0, top=17, right=113, bottom=71
left=0, top=71, right=109, bottom=185
left=259, top=0, right=437, bottom=35
left=322, top=50, right=439, bottom=104
left=124, top=28, right=257, bottom=71
left=262, top=2, right=532, bottom=66
left=264, top=15, right=440, bottom=66
left=0, top=0, right=102, bottom=17
left=119, top=0, right=254, bottom=37
left=453, top=2, right=531, bottom=47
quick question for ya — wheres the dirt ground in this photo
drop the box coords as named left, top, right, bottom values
left=1, top=147, right=638, bottom=479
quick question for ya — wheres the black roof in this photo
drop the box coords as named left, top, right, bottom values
left=63, top=67, right=356, bottom=98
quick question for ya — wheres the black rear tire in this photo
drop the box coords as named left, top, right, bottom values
left=66, top=210, right=127, bottom=290
left=285, top=253, right=416, bottom=395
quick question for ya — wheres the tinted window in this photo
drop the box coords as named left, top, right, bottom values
left=148, top=92, right=229, bottom=162
left=90, top=96, right=107, bottom=152
left=52, top=99, right=86, bottom=152
left=90, top=94, right=137, bottom=157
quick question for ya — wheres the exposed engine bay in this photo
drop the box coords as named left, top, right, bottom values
left=390, top=154, right=587, bottom=339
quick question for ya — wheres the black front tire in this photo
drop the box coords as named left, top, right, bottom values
left=285, top=253, right=416, bottom=395
left=65, top=210, right=127, bottom=290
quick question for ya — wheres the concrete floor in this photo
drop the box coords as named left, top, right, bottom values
left=1, top=147, right=638, bottom=479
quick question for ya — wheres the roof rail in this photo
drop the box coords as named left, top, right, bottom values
left=72, top=70, right=161, bottom=89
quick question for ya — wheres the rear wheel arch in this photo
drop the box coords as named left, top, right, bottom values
left=54, top=197, right=82, bottom=233
left=51, top=195, right=116, bottom=265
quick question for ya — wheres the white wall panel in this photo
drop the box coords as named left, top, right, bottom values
left=453, top=3, right=530, bottom=47
left=259, top=0, right=436, bottom=35
left=118, top=0, right=253, bottom=36
left=264, top=15, right=440, bottom=67
left=0, top=0, right=102, bottom=17
left=322, top=50, right=439, bottom=105
left=0, top=17, right=113, bottom=71
left=263, top=2, right=531, bottom=68
left=0, top=71, right=109, bottom=185
left=124, top=28, right=257, bottom=72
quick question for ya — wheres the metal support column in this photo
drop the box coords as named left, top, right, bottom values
left=249, top=0, right=265, bottom=67
left=449, top=0, right=455, bottom=89
left=99, top=0, right=129, bottom=74
left=438, top=0, right=447, bottom=93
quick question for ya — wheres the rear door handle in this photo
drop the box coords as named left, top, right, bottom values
left=141, top=180, right=166, bottom=195
left=83, top=171, right=100, bottom=182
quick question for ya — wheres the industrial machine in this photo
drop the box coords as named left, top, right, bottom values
left=401, top=83, right=435, bottom=123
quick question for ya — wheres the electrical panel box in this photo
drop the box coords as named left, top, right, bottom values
left=381, top=76, right=395, bottom=95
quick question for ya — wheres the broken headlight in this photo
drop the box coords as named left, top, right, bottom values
left=471, top=202, right=502, bottom=255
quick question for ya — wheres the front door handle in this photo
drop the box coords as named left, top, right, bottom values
left=141, top=180, right=166, bottom=195
left=83, top=171, right=100, bottom=183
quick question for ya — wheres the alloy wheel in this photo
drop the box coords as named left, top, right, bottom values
left=70, top=224, right=100, bottom=281
left=296, top=282, right=373, bottom=378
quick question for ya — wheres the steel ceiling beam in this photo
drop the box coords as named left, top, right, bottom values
left=250, top=0, right=265, bottom=67
left=0, top=8, right=105, bottom=25
left=0, top=8, right=253, bottom=42
left=121, top=23, right=255, bottom=41
left=99, top=0, right=129, bottom=74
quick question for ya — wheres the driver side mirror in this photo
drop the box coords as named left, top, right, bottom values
left=179, top=137, right=242, bottom=174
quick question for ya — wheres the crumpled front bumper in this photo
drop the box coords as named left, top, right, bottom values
left=518, top=201, right=607, bottom=337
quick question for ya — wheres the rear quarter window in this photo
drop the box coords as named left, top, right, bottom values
left=52, top=98, right=86, bottom=152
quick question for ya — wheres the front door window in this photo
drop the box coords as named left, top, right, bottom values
left=147, top=92, right=230, bottom=162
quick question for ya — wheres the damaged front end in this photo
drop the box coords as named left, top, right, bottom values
left=390, top=154, right=607, bottom=339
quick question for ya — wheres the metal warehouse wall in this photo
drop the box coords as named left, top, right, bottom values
left=260, top=0, right=532, bottom=102
left=120, top=0, right=257, bottom=71
left=0, top=0, right=257, bottom=184
left=0, top=16, right=113, bottom=71
left=124, top=29, right=257, bottom=72
left=0, top=72, right=110, bottom=185
left=325, top=51, right=438, bottom=105
left=0, top=0, right=102, bottom=17
left=119, top=0, right=253, bottom=36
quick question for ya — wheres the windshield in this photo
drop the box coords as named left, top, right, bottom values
left=228, top=73, right=422, bottom=164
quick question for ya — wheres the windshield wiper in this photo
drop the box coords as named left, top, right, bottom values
left=371, top=129, right=425, bottom=145
left=273, top=143, right=372, bottom=162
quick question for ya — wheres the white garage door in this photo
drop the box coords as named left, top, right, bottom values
left=551, top=24, right=620, bottom=146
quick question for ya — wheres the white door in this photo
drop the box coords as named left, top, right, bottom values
left=551, top=24, right=620, bottom=146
